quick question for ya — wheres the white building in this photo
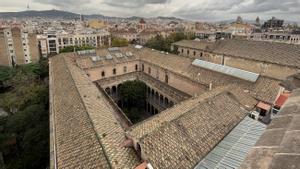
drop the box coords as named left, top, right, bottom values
left=37, top=29, right=111, bottom=56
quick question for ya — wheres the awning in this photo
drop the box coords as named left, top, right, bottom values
left=257, top=101, right=271, bottom=111
left=275, top=94, right=289, bottom=107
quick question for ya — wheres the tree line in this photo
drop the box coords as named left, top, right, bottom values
left=0, top=58, right=49, bottom=169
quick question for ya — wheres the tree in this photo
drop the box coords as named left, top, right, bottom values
left=111, top=37, right=129, bottom=47
left=0, top=59, right=49, bottom=169
left=145, top=32, right=195, bottom=53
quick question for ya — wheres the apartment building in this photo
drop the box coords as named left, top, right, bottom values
left=38, top=30, right=111, bottom=56
left=0, top=27, right=40, bottom=66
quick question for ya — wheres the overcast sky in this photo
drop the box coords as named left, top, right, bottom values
left=0, top=0, right=300, bottom=21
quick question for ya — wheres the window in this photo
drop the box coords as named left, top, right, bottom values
left=113, top=68, right=116, bottom=75
left=123, top=66, right=127, bottom=73
left=8, top=44, right=13, bottom=47
left=200, top=52, right=203, bottom=57
left=135, top=64, right=138, bottom=71
left=193, top=51, right=196, bottom=56
left=187, top=50, right=190, bottom=55
left=142, top=64, right=144, bottom=71
left=148, top=67, right=151, bottom=74
left=165, top=74, right=169, bottom=83
left=101, top=71, right=105, bottom=77
left=181, top=49, right=184, bottom=53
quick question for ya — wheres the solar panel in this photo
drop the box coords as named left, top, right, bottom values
left=192, top=59, right=259, bottom=82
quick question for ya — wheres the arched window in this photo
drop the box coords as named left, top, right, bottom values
left=148, top=67, right=151, bottom=74
left=142, top=64, right=144, bottom=71
left=123, top=66, right=127, bottom=73
left=113, top=68, right=116, bottom=75
left=193, top=51, right=196, bottom=56
left=165, top=74, right=168, bottom=83
left=187, top=50, right=190, bottom=55
left=181, top=49, right=184, bottom=53
left=135, top=64, right=138, bottom=71
left=101, top=71, right=105, bottom=77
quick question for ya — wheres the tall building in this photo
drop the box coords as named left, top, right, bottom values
left=263, top=17, right=284, bottom=30
left=37, top=30, right=111, bottom=56
left=0, top=27, right=40, bottom=67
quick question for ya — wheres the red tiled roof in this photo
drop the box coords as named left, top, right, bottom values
left=275, top=93, right=290, bottom=107
left=257, top=101, right=271, bottom=111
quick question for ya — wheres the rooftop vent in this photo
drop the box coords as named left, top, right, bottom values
left=135, top=45, right=143, bottom=49
left=108, top=47, right=120, bottom=52
left=115, top=53, right=124, bottom=58
left=192, top=59, right=259, bottom=82
left=106, top=54, right=113, bottom=60
left=125, top=52, right=133, bottom=57
left=91, top=56, right=102, bottom=62
left=77, top=49, right=96, bottom=56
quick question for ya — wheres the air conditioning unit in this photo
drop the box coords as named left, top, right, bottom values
left=249, top=111, right=260, bottom=120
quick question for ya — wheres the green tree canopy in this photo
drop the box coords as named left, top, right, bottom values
left=145, top=32, right=195, bottom=53
left=111, top=37, right=129, bottom=47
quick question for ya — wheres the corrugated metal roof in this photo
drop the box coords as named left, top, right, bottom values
left=194, top=117, right=266, bottom=169
left=192, top=59, right=259, bottom=82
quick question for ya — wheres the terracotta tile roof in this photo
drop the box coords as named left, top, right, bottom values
left=49, top=55, right=110, bottom=169
left=174, top=39, right=300, bottom=68
left=134, top=91, right=249, bottom=169
left=50, top=54, right=140, bottom=169
left=173, top=40, right=215, bottom=51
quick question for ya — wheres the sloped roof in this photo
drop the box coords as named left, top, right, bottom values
left=173, top=40, right=215, bottom=51
left=135, top=91, right=249, bottom=169
left=240, top=88, right=300, bottom=169
left=50, top=54, right=140, bottom=169
left=195, top=117, right=266, bottom=169
left=174, top=39, right=300, bottom=68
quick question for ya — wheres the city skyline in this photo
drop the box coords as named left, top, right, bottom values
left=0, top=0, right=300, bottom=21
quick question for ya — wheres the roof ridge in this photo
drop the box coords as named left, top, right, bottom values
left=62, top=55, right=113, bottom=168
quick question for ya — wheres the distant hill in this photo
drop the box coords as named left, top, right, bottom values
left=0, top=10, right=81, bottom=19
left=0, top=9, right=183, bottom=21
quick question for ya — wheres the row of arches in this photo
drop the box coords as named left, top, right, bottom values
left=104, top=82, right=175, bottom=117
left=146, top=86, right=174, bottom=109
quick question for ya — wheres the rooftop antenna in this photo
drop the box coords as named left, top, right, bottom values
left=26, top=0, right=30, bottom=10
